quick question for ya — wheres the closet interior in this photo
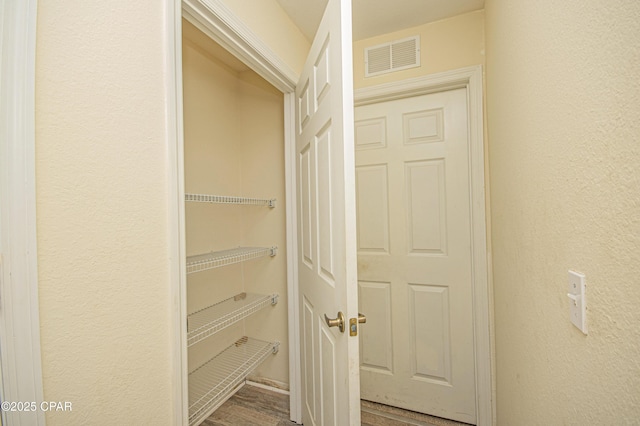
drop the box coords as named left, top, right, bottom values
left=182, top=20, right=290, bottom=426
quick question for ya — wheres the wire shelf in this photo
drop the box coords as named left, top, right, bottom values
left=187, top=292, right=278, bottom=347
left=186, top=246, right=277, bottom=274
left=188, top=337, right=279, bottom=426
left=185, top=193, right=276, bottom=208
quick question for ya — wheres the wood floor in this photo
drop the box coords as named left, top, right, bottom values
left=202, top=384, right=294, bottom=426
left=203, top=384, right=470, bottom=426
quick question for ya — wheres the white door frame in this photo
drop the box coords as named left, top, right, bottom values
left=165, top=1, right=188, bottom=424
left=0, top=0, right=46, bottom=425
left=170, top=0, right=301, bottom=423
left=354, top=66, right=494, bottom=426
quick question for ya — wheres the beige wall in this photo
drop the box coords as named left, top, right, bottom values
left=220, top=0, right=310, bottom=76
left=238, top=70, right=290, bottom=385
left=35, top=1, right=174, bottom=424
left=183, top=21, right=248, bottom=372
left=353, top=10, right=484, bottom=89
left=485, top=0, right=640, bottom=423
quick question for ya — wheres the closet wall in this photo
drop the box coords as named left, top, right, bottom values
left=182, top=20, right=289, bottom=386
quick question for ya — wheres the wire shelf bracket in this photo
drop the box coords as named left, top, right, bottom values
left=185, top=193, right=276, bottom=208
left=188, top=337, right=279, bottom=426
left=187, top=293, right=279, bottom=347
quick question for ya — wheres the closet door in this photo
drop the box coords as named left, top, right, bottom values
left=295, top=0, right=359, bottom=425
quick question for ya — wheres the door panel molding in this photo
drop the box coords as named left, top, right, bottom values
left=355, top=66, right=494, bottom=426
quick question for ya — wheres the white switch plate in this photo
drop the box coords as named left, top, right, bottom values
left=568, top=270, right=587, bottom=334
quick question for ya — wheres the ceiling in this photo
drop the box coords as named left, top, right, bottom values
left=276, top=0, right=485, bottom=41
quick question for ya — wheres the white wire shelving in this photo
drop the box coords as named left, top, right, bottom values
left=186, top=246, right=277, bottom=275
left=185, top=193, right=276, bottom=208
left=188, top=337, right=279, bottom=426
left=187, top=292, right=278, bottom=347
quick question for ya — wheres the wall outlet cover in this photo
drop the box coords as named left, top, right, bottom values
left=568, top=270, right=587, bottom=334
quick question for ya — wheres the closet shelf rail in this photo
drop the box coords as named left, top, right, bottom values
left=185, top=193, right=276, bottom=208
left=187, top=292, right=278, bottom=347
left=188, top=337, right=279, bottom=426
left=186, top=246, right=277, bottom=274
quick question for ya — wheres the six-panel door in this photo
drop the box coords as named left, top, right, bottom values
left=295, top=0, right=359, bottom=425
left=355, top=89, right=477, bottom=424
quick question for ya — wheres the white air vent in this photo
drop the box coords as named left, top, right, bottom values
left=365, top=36, right=420, bottom=77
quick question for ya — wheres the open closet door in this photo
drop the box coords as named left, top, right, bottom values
left=295, top=0, right=359, bottom=424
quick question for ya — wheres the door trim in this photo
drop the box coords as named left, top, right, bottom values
left=0, top=0, right=46, bottom=425
left=165, top=1, right=189, bottom=424
left=171, top=1, right=301, bottom=424
left=283, top=92, right=302, bottom=423
left=354, top=66, right=494, bottom=426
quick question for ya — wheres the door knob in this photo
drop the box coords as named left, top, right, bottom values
left=324, top=311, right=345, bottom=333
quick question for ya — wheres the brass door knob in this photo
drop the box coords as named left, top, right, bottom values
left=324, top=311, right=345, bottom=333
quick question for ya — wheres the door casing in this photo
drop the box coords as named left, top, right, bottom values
left=168, top=1, right=494, bottom=424
left=0, top=1, right=46, bottom=425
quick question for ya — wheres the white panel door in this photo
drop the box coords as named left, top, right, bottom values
left=295, top=0, right=359, bottom=425
left=355, top=89, right=476, bottom=424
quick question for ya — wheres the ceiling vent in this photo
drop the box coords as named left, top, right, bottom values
left=365, top=35, right=420, bottom=77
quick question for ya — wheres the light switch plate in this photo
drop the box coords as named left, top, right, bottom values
left=568, top=270, right=587, bottom=334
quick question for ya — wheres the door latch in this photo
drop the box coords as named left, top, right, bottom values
left=349, top=313, right=367, bottom=336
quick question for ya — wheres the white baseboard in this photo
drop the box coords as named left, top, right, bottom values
left=245, top=379, right=290, bottom=396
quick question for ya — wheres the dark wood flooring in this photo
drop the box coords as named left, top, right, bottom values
left=203, top=384, right=470, bottom=426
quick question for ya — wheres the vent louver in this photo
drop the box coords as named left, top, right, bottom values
left=365, top=36, right=420, bottom=77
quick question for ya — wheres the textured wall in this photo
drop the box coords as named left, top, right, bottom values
left=353, top=10, right=484, bottom=89
left=35, top=1, right=174, bottom=424
left=485, top=0, right=640, bottom=423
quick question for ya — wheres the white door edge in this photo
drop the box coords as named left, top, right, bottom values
left=355, top=65, right=495, bottom=426
left=171, top=1, right=301, bottom=424
left=0, top=0, right=46, bottom=425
